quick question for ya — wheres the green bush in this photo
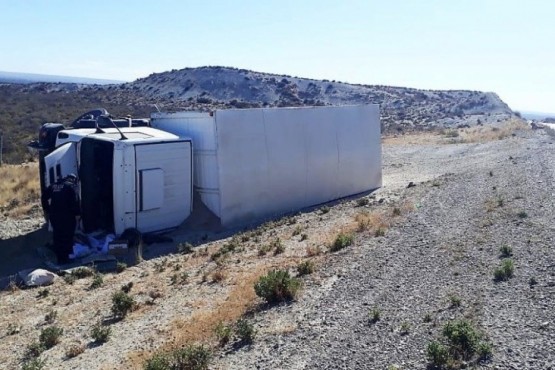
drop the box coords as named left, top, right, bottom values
left=144, top=345, right=211, bottom=370
left=111, top=291, right=135, bottom=318
left=26, top=341, right=44, bottom=358
left=330, top=233, right=354, bottom=252
left=427, top=340, right=449, bottom=367
left=297, top=260, right=315, bottom=276
left=91, top=322, right=111, bottom=344
left=442, top=320, right=480, bottom=359
left=235, top=319, right=256, bottom=344
left=89, top=274, right=103, bottom=289
left=39, top=326, right=63, bottom=349
left=493, top=259, right=514, bottom=282
left=499, top=245, right=513, bottom=258
left=116, top=262, right=127, bottom=273
left=254, top=270, right=301, bottom=304
left=427, top=319, right=493, bottom=367
left=21, top=357, right=46, bottom=370
left=214, top=322, right=232, bottom=346
left=477, top=342, right=493, bottom=361
left=369, top=307, right=381, bottom=324
left=144, top=354, right=171, bottom=370
left=70, top=266, right=95, bottom=279
left=172, top=345, right=211, bottom=370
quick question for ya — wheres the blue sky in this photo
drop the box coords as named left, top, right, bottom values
left=1, top=0, right=553, bottom=113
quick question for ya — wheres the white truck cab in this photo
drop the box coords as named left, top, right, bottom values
left=43, top=127, right=193, bottom=235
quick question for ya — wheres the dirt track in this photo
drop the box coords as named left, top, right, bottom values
left=2, top=126, right=554, bottom=369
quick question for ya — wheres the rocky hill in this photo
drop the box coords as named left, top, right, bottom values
left=0, top=66, right=515, bottom=164
left=126, top=66, right=514, bottom=129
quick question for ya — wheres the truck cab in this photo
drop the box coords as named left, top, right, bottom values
left=37, top=126, right=193, bottom=235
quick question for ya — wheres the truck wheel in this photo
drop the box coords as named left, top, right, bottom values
left=120, top=228, right=143, bottom=265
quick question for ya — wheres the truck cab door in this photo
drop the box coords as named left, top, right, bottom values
left=44, top=143, right=78, bottom=186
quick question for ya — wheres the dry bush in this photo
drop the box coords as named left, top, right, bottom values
left=355, top=211, right=390, bottom=233
left=305, top=245, right=322, bottom=257
left=211, top=269, right=227, bottom=283
left=66, top=342, right=85, bottom=358
left=0, top=163, right=40, bottom=218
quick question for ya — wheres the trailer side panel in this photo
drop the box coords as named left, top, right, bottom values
left=215, top=105, right=381, bottom=226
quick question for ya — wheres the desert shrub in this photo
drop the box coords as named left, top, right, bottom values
left=144, top=345, right=211, bottom=370
left=300, top=233, right=308, bottom=241
left=211, top=269, right=226, bottom=283
left=330, top=233, right=354, bottom=252
left=89, top=273, right=103, bottom=289
left=444, top=129, right=459, bottom=138
left=214, top=322, right=232, bottom=346
left=258, top=244, right=271, bottom=256
left=427, top=340, right=449, bottom=367
left=357, top=198, right=369, bottom=207
left=292, top=225, right=303, bottom=236
left=427, top=319, right=492, bottom=367
left=254, top=270, right=301, bottom=304
left=91, top=322, right=111, bottom=344
left=144, top=353, right=171, bottom=370
left=423, top=313, right=433, bottom=323
left=235, top=319, right=256, bottom=344
left=63, top=274, right=76, bottom=285
left=493, top=259, right=514, bottom=282
left=499, top=245, right=513, bottom=258
left=211, top=237, right=240, bottom=261
left=442, top=320, right=480, bottom=359
left=66, top=343, right=85, bottom=358
left=111, top=291, right=135, bottom=318
left=44, top=309, right=57, bottom=324
left=39, top=326, right=63, bottom=349
left=26, top=341, right=44, bottom=358
left=116, top=262, right=127, bottom=273
left=37, top=289, right=49, bottom=299
left=374, top=228, right=385, bottom=237
left=70, top=266, right=94, bottom=279
left=448, top=294, right=462, bottom=308
left=21, top=357, right=47, bottom=370
left=177, top=242, right=194, bottom=254
left=121, top=282, right=134, bottom=293
left=320, top=206, right=330, bottom=214
left=477, top=342, right=493, bottom=361
left=297, top=261, right=315, bottom=276
left=517, top=211, right=528, bottom=219
left=6, top=323, right=20, bottom=336
left=272, top=238, right=285, bottom=255
left=400, top=321, right=410, bottom=335
left=369, top=307, right=381, bottom=324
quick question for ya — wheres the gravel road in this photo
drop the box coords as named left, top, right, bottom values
left=213, top=129, right=555, bottom=369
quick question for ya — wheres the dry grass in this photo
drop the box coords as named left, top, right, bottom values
left=457, top=119, right=529, bottom=143
left=355, top=210, right=390, bottom=233
left=383, top=119, right=528, bottom=147
left=0, top=162, right=40, bottom=218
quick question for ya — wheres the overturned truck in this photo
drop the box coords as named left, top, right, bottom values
left=30, top=105, right=382, bottom=239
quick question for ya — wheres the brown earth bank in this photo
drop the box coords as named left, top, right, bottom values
left=2, top=121, right=554, bottom=369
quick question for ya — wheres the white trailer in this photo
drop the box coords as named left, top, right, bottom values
left=40, top=105, right=381, bottom=235
left=152, top=104, right=381, bottom=227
